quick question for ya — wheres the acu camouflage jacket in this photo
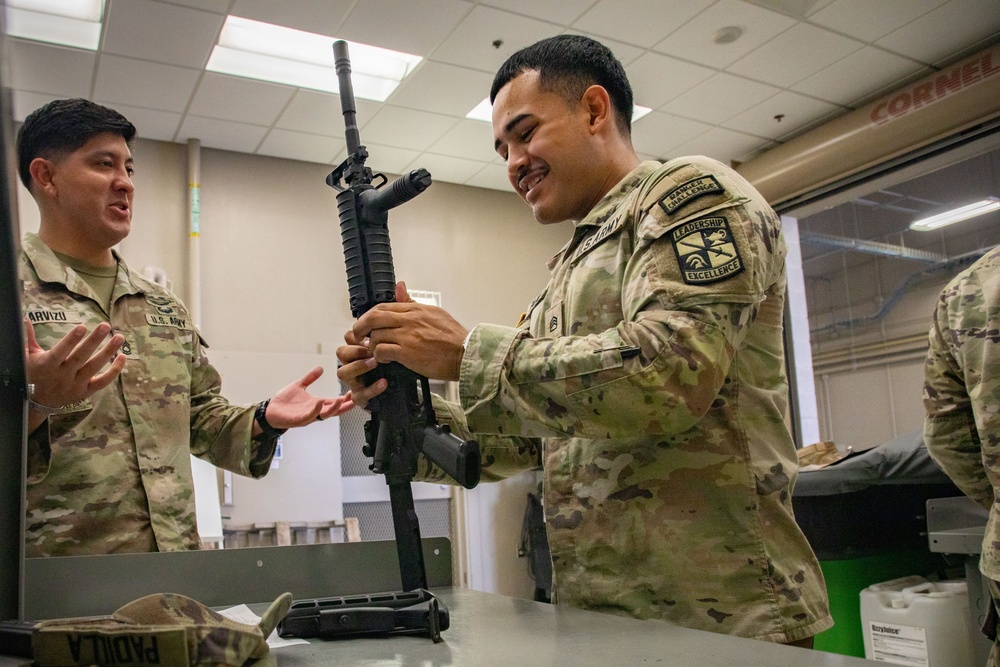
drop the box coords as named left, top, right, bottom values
left=427, top=158, right=832, bottom=642
left=923, top=246, right=1000, bottom=580
left=21, top=233, right=276, bottom=557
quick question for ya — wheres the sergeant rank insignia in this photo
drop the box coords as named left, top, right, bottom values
left=670, top=216, right=744, bottom=285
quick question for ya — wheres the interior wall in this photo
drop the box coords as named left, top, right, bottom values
left=193, top=147, right=569, bottom=355
left=209, top=350, right=345, bottom=526
left=815, top=359, right=928, bottom=452
left=461, top=469, right=540, bottom=597
left=807, top=252, right=964, bottom=451
left=15, top=136, right=566, bottom=600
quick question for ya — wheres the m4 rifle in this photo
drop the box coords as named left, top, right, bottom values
left=279, top=40, right=480, bottom=644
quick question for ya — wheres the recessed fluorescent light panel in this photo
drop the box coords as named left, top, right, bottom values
left=632, top=105, right=652, bottom=122
left=909, top=197, right=1000, bottom=231
left=206, top=16, right=421, bottom=102
left=465, top=97, right=652, bottom=124
left=465, top=98, right=494, bottom=123
left=4, top=0, right=104, bottom=51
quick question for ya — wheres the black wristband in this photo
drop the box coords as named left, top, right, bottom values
left=254, top=399, right=287, bottom=439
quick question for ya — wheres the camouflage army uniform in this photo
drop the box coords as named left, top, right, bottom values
left=21, top=233, right=277, bottom=557
left=923, top=247, right=1000, bottom=662
left=425, top=157, right=832, bottom=641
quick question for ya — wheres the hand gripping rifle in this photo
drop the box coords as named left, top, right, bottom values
left=279, top=41, right=481, bottom=643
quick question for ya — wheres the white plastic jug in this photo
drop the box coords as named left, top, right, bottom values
left=860, top=576, right=974, bottom=667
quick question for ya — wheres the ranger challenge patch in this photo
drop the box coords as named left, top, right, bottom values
left=657, top=175, right=723, bottom=215
left=671, top=216, right=744, bottom=285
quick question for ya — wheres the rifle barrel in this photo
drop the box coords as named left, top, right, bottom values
left=332, top=40, right=361, bottom=155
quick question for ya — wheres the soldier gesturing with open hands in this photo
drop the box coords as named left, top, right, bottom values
left=18, top=97, right=351, bottom=557
left=24, top=320, right=126, bottom=433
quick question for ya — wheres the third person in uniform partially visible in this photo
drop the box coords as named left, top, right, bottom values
left=923, top=246, right=1000, bottom=666
left=337, top=34, right=832, bottom=645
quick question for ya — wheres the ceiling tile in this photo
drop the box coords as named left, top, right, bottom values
left=159, top=0, right=230, bottom=12
left=671, top=126, right=768, bottom=166
left=727, top=22, right=864, bottom=86
left=8, top=40, right=95, bottom=98
left=176, top=116, right=268, bottom=153
left=355, top=142, right=422, bottom=175
left=93, top=55, right=201, bottom=112
left=722, top=90, right=841, bottom=139
left=572, top=0, right=713, bottom=48
left=631, top=111, right=712, bottom=157
left=4, top=0, right=990, bottom=183
left=274, top=90, right=344, bottom=137
left=791, top=47, right=923, bottom=105
left=875, top=0, right=1000, bottom=66
left=412, top=153, right=491, bottom=186
left=626, top=52, right=715, bottom=109
left=275, top=90, right=380, bottom=137
left=465, top=162, right=513, bottom=191
left=97, top=103, right=182, bottom=143
left=662, top=72, right=780, bottom=125
left=228, top=0, right=353, bottom=36
left=554, top=30, right=647, bottom=65
left=188, top=73, right=296, bottom=125
left=809, top=0, right=947, bottom=42
left=429, top=5, right=561, bottom=73
left=11, top=90, right=62, bottom=122
left=361, top=106, right=459, bottom=151
left=653, top=0, right=797, bottom=69
left=257, top=129, right=340, bottom=164
left=338, top=0, right=472, bottom=55
left=388, top=62, right=494, bottom=117
left=432, top=120, right=501, bottom=162
left=744, top=0, right=837, bottom=19
left=103, top=0, right=223, bottom=68
left=481, top=0, right=592, bottom=25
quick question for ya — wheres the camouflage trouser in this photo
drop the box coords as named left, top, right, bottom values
left=987, top=578, right=1000, bottom=667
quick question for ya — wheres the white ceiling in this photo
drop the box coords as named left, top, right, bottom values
left=4, top=0, right=1000, bottom=192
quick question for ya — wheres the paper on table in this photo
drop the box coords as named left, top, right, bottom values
left=217, top=603, right=310, bottom=648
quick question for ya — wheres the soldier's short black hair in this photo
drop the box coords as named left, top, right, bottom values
left=16, top=98, right=136, bottom=189
left=490, top=35, right=634, bottom=137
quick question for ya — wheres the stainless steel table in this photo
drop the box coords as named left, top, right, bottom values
left=258, top=588, right=880, bottom=666
left=14, top=538, right=880, bottom=665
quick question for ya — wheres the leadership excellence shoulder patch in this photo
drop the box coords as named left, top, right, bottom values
left=670, top=216, right=744, bottom=285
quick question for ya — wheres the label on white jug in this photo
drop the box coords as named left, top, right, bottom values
left=867, top=620, right=928, bottom=665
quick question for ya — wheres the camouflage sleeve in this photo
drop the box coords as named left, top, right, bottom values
left=188, top=333, right=276, bottom=479
left=922, top=308, right=993, bottom=509
left=459, top=294, right=747, bottom=441
left=458, top=160, right=771, bottom=441
left=414, top=393, right=542, bottom=484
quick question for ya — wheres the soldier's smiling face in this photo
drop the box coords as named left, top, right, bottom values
left=493, top=70, right=604, bottom=224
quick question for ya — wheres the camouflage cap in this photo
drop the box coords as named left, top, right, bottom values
left=31, top=592, right=292, bottom=667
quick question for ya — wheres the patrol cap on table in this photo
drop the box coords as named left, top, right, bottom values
left=31, top=591, right=292, bottom=667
